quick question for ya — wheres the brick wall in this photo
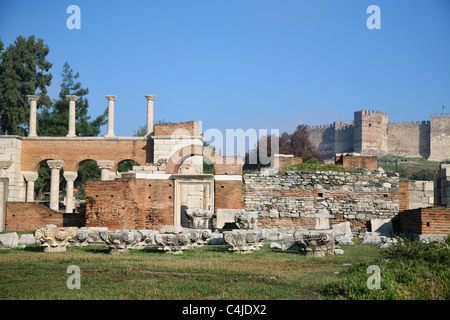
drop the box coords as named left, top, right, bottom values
left=21, top=138, right=151, bottom=172
left=85, top=178, right=174, bottom=230
left=154, top=121, right=201, bottom=137
left=335, top=154, right=378, bottom=171
left=5, top=202, right=85, bottom=231
left=399, top=206, right=450, bottom=235
left=214, top=180, right=245, bottom=212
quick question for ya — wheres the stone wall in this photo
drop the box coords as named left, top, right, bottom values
left=387, top=121, right=430, bottom=158
left=407, top=180, right=434, bottom=209
left=0, top=136, right=25, bottom=202
left=429, top=114, right=450, bottom=161
left=434, top=164, right=450, bottom=207
left=243, top=169, right=401, bottom=237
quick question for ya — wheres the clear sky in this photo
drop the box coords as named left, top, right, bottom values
left=1, top=0, right=449, bottom=148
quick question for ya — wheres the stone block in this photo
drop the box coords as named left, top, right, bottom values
left=0, top=232, right=19, bottom=248
left=370, top=218, right=393, bottom=236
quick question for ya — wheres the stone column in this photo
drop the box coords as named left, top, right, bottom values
left=144, top=95, right=156, bottom=136
left=63, top=171, right=78, bottom=213
left=23, top=171, right=39, bottom=202
left=66, top=95, right=79, bottom=137
left=27, top=95, right=40, bottom=137
left=97, top=160, right=114, bottom=181
left=105, top=95, right=117, bottom=137
left=47, top=160, right=64, bottom=211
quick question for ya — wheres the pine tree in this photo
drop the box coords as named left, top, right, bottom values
left=0, top=35, right=52, bottom=135
left=37, top=62, right=107, bottom=136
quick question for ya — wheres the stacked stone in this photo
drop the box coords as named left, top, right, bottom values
left=244, top=169, right=400, bottom=238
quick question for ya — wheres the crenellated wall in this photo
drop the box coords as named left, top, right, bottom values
left=308, top=110, right=449, bottom=161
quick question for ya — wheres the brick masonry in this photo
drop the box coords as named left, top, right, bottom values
left=85, top=178, right=175, bottom=230
left=5, top=202, right=85, bottom=231
left=399, top=206, right=450, bottom=235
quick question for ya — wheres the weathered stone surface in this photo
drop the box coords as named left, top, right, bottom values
left=223, top=229, right=265, bottom=253
left=155, top=232, right=191, bottom=254
left=0, top=232, right=19, bottom=248
left=70, top=227, right=108, bottom=247
left=281, top=229, right=343, bottom=257
left=370, top=218, right=393, bottom=236
left=331, top=222, right=354, bottom=245
left=34, top=227, right=78, bottom=253
left=18, top=233, right=39, bottom=248
left=234, top=211, right=258, bottom=230
left=99, top=230, right=143, bottom=254
left=185, top=209, right=212, bottom=229
left=183, top=228, right=212, bottom=247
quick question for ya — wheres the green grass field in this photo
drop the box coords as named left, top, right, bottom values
left=0, top=242, right=378, bottom=300
left=1, top=238, right=448, bottom=300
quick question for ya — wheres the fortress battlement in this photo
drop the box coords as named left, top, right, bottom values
left=357, top=110, right=388, bottom=117
left=387, top=120, right=430, bottom=128
left=431, top=113, right=450, bottom=119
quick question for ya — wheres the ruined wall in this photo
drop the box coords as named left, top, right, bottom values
left=429, top=113, right=450, bottom=161
left=434, top=164, right=450, bottom=207
left=335, top=154, right=378, bottom=171
left=399, top=206, right=450, bottom=236
left=4, top=202, right=85, bottom=231
left=85, top=178, right=174, bottom=230
left=243, top=170, right=401, bottom=237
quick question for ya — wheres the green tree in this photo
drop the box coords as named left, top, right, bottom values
left=133, top=119, right=170, bottom=137
left=37, top=62, right=107, bottom=136
left=0, top=35, right=53, bottom=135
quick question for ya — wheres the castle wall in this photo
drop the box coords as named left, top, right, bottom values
left=333, top=121, right=354, bottom=154
left=354, top=110, right=388, bottom=156
left=308, top=125, right=335, bottom=158
left=429, top=113, right=450, bottom=161
left=387, top=121, right=430, bottom=158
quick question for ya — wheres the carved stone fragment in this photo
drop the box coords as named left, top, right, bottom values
left=185, top=209, right=213, bottom=229
left=223, top=229, right=265, bottom=253
left=34, top=227, right=78, bottom=253
left=99, top=230, right=143, bottom=254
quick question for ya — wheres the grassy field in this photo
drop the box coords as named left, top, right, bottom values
left=1, top=238, right=448, bottom=300
left=377, top=154, right=442, bottom=180
left=0, top=241, right=378, bottom=300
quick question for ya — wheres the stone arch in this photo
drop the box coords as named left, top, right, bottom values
left=165, top=144, right=243, bottom=175
left=114, top=159, right=141, bottom=172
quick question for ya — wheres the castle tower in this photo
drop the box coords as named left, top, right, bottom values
left=428, top=113, right=450, bottom=161
left=353, top=110, right=388, bottom=156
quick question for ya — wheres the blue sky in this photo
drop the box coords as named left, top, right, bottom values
left=1, top=0, right=449, bottom=145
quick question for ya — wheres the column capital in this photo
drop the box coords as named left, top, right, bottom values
left=105, top=95, right=117, bottom=101
left=47, top=160, right=64, bottom=170
left=63, top=171, right=78, bottom=181
left=22, top=171, right=39, bottom=181
left=65, top=95, right=79, bottom=102
left=27, top=95, right=40, bottom=102
left=144, top=95, right=156, bottom=101
left=96, top=160, right=114, bottom=170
